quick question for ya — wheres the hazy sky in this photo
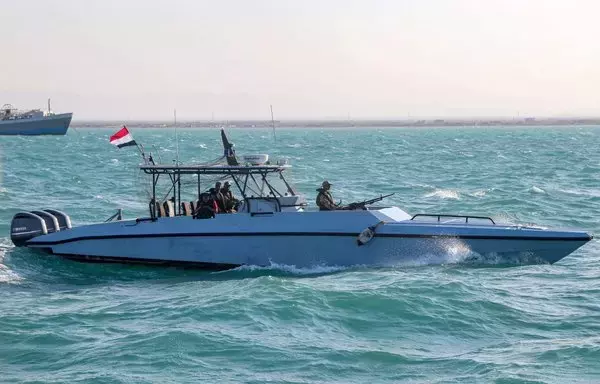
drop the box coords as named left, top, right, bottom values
left=1, top=0, right=599, bottom=120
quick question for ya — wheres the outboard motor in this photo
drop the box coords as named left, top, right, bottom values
left=11, top=212, right=49, bottom=247
left=10, top=209, right=72, bottom=247
left=31, top=211, right=60, bottom=233
left=43, top=209, right=72, bottom=231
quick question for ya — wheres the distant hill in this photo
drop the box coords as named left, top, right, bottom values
left=72, top=117, right=600, bottom=128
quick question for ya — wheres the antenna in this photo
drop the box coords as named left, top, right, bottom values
left=270, top=104, right=276, bottom=142
left=174, top=108, right=179, bottom=164
left=153, top=144, right=163, bottom=164
left=47, top=98, right=51, bottom=114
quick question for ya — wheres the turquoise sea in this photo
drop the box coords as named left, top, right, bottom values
left=1, top=126, right=599, bottom=383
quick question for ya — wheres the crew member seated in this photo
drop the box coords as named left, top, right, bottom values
left=221, top=181, right=238, bottom=213
left=211, top=182, right=227, bottom=213
left=194, top=193, right=218, bottom=219
left=316, top=180, right=339, bottom=211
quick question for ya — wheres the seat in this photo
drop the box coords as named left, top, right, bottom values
left=156, top=202, right=166, bottom=218
left=181, top=202, right=192, bottom=216
left=163, top=200, right=175, bottom=217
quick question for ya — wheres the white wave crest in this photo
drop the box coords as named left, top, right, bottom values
left=424, top=189, right=460, bottom=200
left=469, top=190, right=487, bottom=197
left=530, top=186, right=546, bottom=194
left=557, top=187, right=600, bottom=198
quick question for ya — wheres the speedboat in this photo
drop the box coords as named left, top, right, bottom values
left=10, top=130, right=593, bottom=269
left=0, top=100, right=72, bottom=135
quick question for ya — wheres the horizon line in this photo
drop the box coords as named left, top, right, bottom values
left=72, top=116, right=600, bottom=123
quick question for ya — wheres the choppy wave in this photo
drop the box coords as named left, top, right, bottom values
left=530, top=186, right=546, bottom=194
left=0, top=241, right=20, bottom=284
left=1, top=126, right=599, bottom=383
left=0, top=263, right=21, bottom=284
left=424, top=189, right=461, bottom=199
left=557, top=187, right=600, bottom=198
left=469, top=188, right=493, bottom=198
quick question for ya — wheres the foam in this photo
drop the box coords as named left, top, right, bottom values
left=221, top=261, right=354, bottom=276
left=424, top=189, right=461, bottom=200
left=0, top=241, right=22, bottom=284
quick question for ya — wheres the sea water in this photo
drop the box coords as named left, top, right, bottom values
left=0, top=126, right=599, bottom=383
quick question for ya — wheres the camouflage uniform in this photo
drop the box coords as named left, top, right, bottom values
left=316, top=181, right=337, bottom=211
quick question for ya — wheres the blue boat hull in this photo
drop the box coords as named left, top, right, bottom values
left=22, top=208, right=593, bottom=268
left=0, top=113, right=72, bottom=135
left=37, top=234, right=589, bottom=269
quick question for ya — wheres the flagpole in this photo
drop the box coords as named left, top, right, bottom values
left=135, top=138, right=147, bottom=163
left=137, top=143, right=145, bottom=159
left=127, top=125, right=146, bottom=163
left=110, top=125, right=148, bottom=164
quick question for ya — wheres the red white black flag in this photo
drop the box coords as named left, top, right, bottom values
left=109, top=126, right=137, bottom=148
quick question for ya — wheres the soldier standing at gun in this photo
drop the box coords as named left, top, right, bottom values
left=316, top=180, right=394, bottom=211
left=316, top=181, right=340, bottom=211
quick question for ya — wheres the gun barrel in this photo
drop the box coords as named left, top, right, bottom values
left=355, top=192, right=395, bottom=206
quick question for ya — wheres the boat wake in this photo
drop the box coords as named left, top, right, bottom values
left=0, top=239, right=21, bottom=284
left=217, top=261, right=356, bottom=277
left=0, top=263, right=21, bottom=284
left=215, top=248, right=551, bottom=277
left=398, top=239, right=551, bottom=267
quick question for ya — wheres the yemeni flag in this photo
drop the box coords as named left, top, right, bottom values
left=110, top=126, right=137, bottom=148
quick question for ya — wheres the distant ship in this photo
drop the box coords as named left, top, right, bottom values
left=0, top=100, right=72, bottom=135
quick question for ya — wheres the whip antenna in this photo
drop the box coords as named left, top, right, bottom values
left=174, top=108, right=179, bottom=164
left=270, top=104, right=276, bottom=142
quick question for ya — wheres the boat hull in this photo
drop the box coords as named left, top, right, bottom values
left=0, top=113, right=72, bottom=135
left=37, top=234, right=589, bottom=269
left=23, top=209, right=593, bottom=269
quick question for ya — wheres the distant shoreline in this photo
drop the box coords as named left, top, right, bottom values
left=72, top=118, right=600, bottom=128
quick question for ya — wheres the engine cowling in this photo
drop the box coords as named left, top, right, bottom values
left=11, top=212, right=49, bottom=247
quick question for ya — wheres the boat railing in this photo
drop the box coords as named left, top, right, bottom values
left=105, top=209, right=123, bottom=222
left=410, top=214, right=496, bottom=225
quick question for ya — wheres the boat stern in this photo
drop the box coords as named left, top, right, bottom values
left=11, top=209, right=72, bottom=247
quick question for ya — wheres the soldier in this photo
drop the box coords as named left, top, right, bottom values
left=316, top=180, right=338, bottom=211
left=194, top=193, right=217, bottom=219
left=211, top=182, right=226, bottom=213
left=221, top=181, right=238, bottom=213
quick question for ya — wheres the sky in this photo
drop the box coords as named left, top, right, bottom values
left=1, top=0, right=599, bottom=121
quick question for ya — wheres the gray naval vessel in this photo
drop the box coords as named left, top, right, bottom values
left=0, top=100, right=72, bottom=135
